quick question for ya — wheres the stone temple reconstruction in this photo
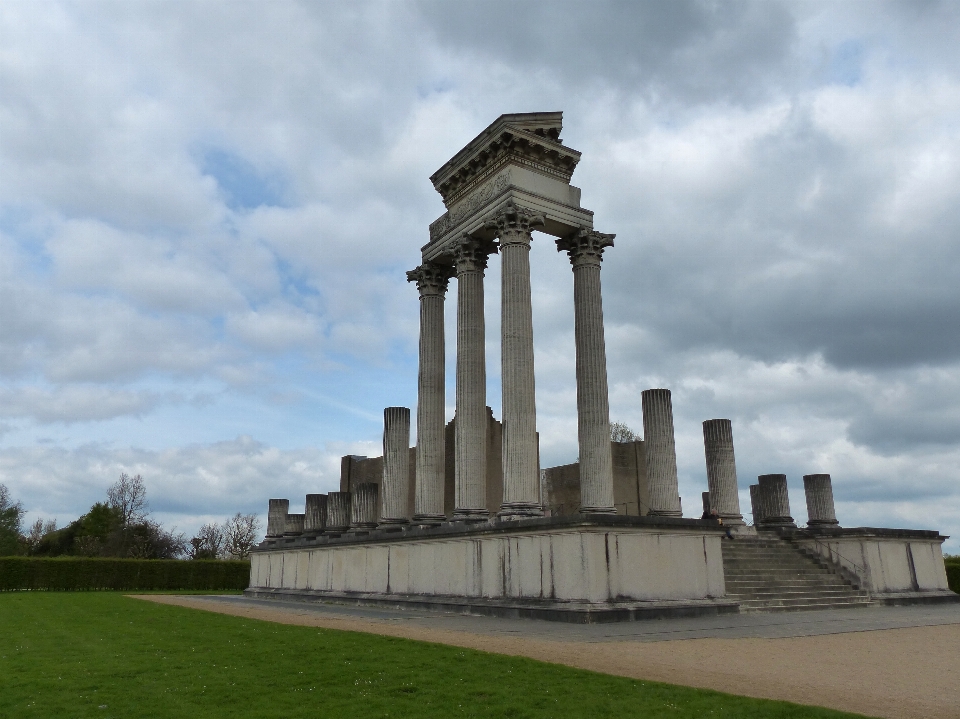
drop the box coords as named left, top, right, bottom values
left=247, top=112, right=956, bottom=621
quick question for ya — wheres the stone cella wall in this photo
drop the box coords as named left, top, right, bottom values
left=250, top=523, right=726, bottom=604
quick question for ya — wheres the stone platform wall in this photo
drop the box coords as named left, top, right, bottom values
left=792, top=528, right=951, bottom=596
left=250, top=518, right=726, bottom=604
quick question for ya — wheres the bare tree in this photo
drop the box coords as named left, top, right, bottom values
left=189, top=522, right=226, bottom=560
left=610, top=421, right=638, bottom=443
left=25, top=517, right=57, bottom=553
left=224, top=513, right=262, bottom=559
left=107, top=473, right=148, bottom=526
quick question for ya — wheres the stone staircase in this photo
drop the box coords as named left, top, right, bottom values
left=722, top=533, right=873, bottom=612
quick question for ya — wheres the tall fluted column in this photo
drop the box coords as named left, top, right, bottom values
left=266, top=498, right=289, bottom=538
left=380, top=406, right=411, bottom=525
left=557, top=228, right=616, bottom=514
left=453, top=235, right=495, bottom=520
left=642, top=388, right=682, bottom=516
left=757, top=474, right=795, bottom=527
left=702, top=419, right=744, bottom=524
left=350, top=483, right=379, bottom=531
left=304, top=494, right=327, bottom=536
left=325, top=492, right=351, bottom=534
left=803, top=474, right=840, bottom=527
left=407, top=262, right=454, bottom=525
left=485, top=202, right=545, bottom=519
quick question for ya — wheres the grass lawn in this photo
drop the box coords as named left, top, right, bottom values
left=0, top=592, right=873, bottom=719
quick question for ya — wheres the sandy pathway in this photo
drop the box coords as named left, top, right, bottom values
left=132, top=595, right=959, bottom=719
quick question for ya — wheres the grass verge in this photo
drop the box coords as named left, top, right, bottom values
left=0, top=592, right=873, bottom=719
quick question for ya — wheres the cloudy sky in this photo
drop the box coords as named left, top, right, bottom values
left=2, top=1, right=959, bottom=551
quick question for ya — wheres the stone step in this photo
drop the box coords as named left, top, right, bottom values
left=727, top=581, right=855, bottom=591
left=721, top=534, right=869, bottom=613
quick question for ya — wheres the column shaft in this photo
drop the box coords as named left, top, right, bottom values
left=702, top=419, right=744, bottom=524
left=558, top=229, right=616, bottom=514
left=453, top=238, right=492, bottom=519
left=749, top=484, right=764, bottom=525
left=642, top=388, right=682, bottom=516
left=266, top=498, right=289, bottom=538
left=350, top=483, right=379, bottom=530
left=487, top=202, right=545, bottom=519
left=304, top=494, right=327, bottom=535
left=325, top=492, right=351, bottom=533
left=757, top=474, right=795, bottom=527
left=407, top=263, right=452, bottom=524
left=381, top=406, right=411, bottom=524
left=283, top=513, right=304, bottom=536
left=803, top=473, right=840, bottom=526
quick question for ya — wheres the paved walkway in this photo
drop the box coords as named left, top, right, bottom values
left=134, top=595, right=960, bottom=719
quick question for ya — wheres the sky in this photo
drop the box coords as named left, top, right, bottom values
left=2, top=1, right=960, bottom=551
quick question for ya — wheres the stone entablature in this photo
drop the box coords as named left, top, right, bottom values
left=429, top=112, right=579, bottom=208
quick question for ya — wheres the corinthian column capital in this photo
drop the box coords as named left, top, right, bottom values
left=484, top=200, right=545, bottom=247
left=406, top=262, right=454, bottom=297
left=452, top=234, right=496, bottom=274
left=556, top=228, right=616, bottom=267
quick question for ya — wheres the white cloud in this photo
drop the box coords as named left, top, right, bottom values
left=2, top=1, right=960, bottom=555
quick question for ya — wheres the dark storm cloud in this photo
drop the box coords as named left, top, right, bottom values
left=417, top=0, right=798, bottom=105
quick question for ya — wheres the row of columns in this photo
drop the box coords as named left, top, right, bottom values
left=408, top=202, right=619, bottom=521
left=750, top=473, right=839, bottom=528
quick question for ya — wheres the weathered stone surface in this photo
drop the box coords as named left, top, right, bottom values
left=557, top=228, right=616, bottom=514
left=453, top=235, right=495, bottom=520
left=487, top=202, right=544, bottom=519
left=444, top=408, right=503, bottom=518
left=283, top=513, right=305, bottom=536
left=250, top=519, right=728, bottom=604
left=702, top=419, right=744, bottom=524
left=749, top=484, right=764, bottom=525
left=407, top=262, right=453, bottom=525
left=804, top=473, right=840, bottom=527
left=266, top=498, right=289, bottom=538
left=757, top=474, right=795, bottom=527
left=541, top=441, right=648, bottom=517
left=351, top=483, right=379, bottom=531
left=642, top=389, right=682, bottom=517
left=325, top=492, right=351, bottom=534
left=304, top=494, right=327, bottom=535
left=380, top=407, right=411, bottom=525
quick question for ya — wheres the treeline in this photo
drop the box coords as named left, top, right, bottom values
left=0, top=476, right=260, bottom=560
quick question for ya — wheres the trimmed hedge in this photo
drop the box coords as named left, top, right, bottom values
left=946, top=558, right=960, bottom=594
left=0, top=557, right=250, bottom=591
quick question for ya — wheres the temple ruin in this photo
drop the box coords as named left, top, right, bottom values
left=247, top=112, right=956, bottom=620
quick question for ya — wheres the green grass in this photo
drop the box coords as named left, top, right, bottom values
left=0, top=592, right=873, bottom=719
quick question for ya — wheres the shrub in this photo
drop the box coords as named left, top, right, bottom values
left=0, top=557, right=249, bottom=591
left=945, top=556, right=960, bottom=594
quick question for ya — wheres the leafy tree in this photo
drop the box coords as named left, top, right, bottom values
left=0, top=484, right=25, bottom=556
left=610, top=421, right=638, bottom=443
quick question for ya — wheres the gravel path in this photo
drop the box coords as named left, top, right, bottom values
left=133, top=595, right=960, bottom=719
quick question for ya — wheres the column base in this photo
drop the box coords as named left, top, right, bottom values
left=579, top=505, right=617, bottom=515
left=647, top=509, right=683, bottom=518
left=718, top=513, right=745, bottom=526
left=452, top=509, right=489, bottom=523
left=350, top=522, right=378, bottom=532
left=378, top=518, right=409, bottom=527
left=411, top=513, right=445, bottom=527
left=807, top=519, right=840, bottom=527
left=498, top=502, right=543, bottom=521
